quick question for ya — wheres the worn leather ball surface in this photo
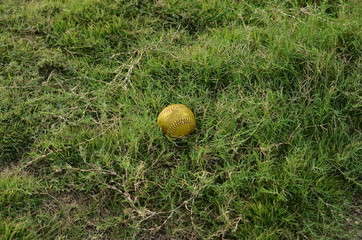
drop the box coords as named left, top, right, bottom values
left=157, top=104, right=196, bottom=138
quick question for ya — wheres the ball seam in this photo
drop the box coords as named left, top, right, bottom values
left=166, top=117, right=195, bottom=136
left=159, top=104, right=185, bottom=117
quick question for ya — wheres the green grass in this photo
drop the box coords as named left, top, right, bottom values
left=1, top=0, right=361, bottom=239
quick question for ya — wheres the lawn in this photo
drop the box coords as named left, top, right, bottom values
left=0, top=0, right=361, bottom=239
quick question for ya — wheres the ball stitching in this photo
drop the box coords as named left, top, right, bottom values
left=159, top=104, right=184, bottom=117
left=166, top=117, right=195, bottom=136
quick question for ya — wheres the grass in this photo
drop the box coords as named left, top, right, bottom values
left=0, top=0, right=361, bottom=239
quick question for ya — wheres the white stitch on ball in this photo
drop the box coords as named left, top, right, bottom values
left=159, top=104, right=185, bottom=116
left=166, top=117, right=194, bottom=135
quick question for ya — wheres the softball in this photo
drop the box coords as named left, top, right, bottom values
left=157, top=104, right=196, bottom=138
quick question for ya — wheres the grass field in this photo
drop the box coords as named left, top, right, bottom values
left=1, top=0, right=361, bottom=239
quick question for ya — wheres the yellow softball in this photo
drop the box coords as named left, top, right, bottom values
left=157, top=104, right=196, bottom=138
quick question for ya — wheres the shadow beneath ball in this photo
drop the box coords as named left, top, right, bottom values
left=164, top=133, right=196, bottom=149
